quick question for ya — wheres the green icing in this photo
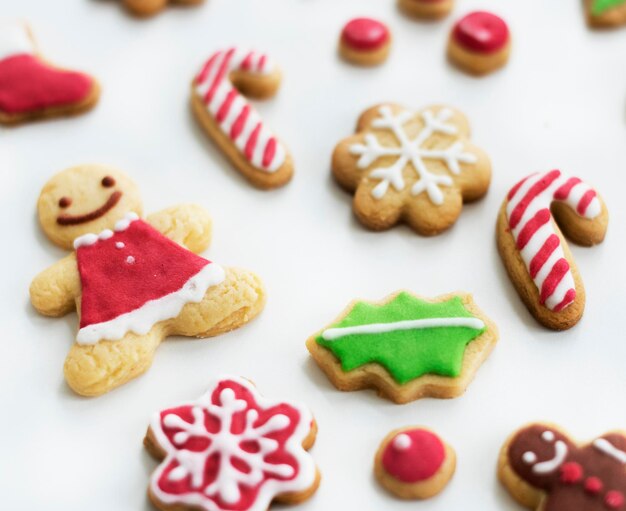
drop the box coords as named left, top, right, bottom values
left=593, top=0, right=626, bottom=15
left=315, top=292, right=486, bottom=385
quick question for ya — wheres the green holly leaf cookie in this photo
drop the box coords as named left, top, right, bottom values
left=593, top=0, right=626, bottom=15
left=315, top=292, right=487, bottom=384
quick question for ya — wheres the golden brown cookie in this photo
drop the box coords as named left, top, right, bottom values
left=30, top=165, right=266, bottom=396
left=123, top=0, right=203, bottom=17
left=499, top=423, right=626, bottom=511
left=144, top=376, right=321, bottom=511
left=339, top=18, right=391, bottom=66
left=306, top=291, right=498, bottom=404
left=496, top=169, right=608, bottom=330
left=447, top=11, right=511, bottom=75
left=191, top=47, right=293, bottom=189
left=585, top=0, right=626, bottom=27
left=399, top=0, right=454, bottom=19
left=332, top=103, right=491, bottom=235
left=375, top=426, right=456, bottom=499
left=0, top=23, right=99, bottom=125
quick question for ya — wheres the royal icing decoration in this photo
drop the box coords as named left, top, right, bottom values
left=341, top=18, right=390, bottom=51
left=349, top=106, right=477, bottom=204
left=0, top=24, right=94, bottom=115
left=382, top=429, right=446, bottom=483
left=74, top=212, right=225, bottom=344
left=148, top=376, right=317, bottom=511
left=452, top=11, right=509, bottom=54
left=506, top=170, right=601, bottom=312
left=506, top=424, right=626, bottom=511
left=194, top=48, right=286, bottom=173
left=592, top=0, right=626, bottom=15
left=316, top=292, right=486, bottom=384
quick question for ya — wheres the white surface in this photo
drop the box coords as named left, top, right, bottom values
left=1, top=0, right=626, bottom=509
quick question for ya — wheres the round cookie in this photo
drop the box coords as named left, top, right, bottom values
left=339, top=17, right=391, bottom=66
left=374, top=427, right=456, bottom=499
left=398, top=0, right=453, bottom=20
left=448, top=11, right=511, bottom=75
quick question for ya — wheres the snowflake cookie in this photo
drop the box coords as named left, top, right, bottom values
left=374, top=426, right=456, bottom=499
left=332, top=104, right=491, bottom=235
left=30, top=165, right=265, bottom=396
left=497, top=170, right=608, bottom=330
left=499, top=423, right=626, bottom=511
left=0, top=23, right=99, bottom=125
left=585, top=0, right=626, bottom=27
left=306, top=291, right=498, bottom=404
left=144, top=376, right=320, bottom=511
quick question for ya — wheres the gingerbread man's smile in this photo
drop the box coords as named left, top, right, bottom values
left=56, top=175, right=122, bottom=226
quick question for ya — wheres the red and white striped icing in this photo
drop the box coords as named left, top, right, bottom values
left=506, top=170, right=601, bottom=312
left=194, top=48, right=286, bottom=173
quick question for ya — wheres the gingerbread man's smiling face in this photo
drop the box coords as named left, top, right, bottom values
left=37, top=165, right=142, bottom=250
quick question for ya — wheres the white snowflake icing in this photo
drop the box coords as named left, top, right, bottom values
left=349, top=106, right=478, bottom=205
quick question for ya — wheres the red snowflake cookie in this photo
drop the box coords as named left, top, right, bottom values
left=145, top=376, right=320, bottom=511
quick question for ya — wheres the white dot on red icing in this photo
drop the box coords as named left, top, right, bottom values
left=116, top=242, right=125, bottom=249
left=126, top=256, right=135, bottom=264
left=542, top=431, right=555, bottom=442
left=523, top=451, right=537, bottom=464
left=393, top=433, right=412, bottom=451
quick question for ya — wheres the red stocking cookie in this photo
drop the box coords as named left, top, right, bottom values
left=0, top=23, right=99, bottom=125
left=191, top=47, right=293, bottom=189
left=375, top=427, right=455, bottom=499
left=499, top=423, right=626, bottom=510
left=447, top=11, right=511, bottom=75
left=497, top=169, right=608, bottom=330
left=30, top=165, right=266, bottom=396
left=144, top=376, right=320, bottom=511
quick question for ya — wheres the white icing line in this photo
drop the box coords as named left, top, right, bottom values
left=321, top=316, right=485, bottom=341
left=532, top=440, right=568, bottom=474
left=594, top=438, right=626, bottom=464
left=76, top=262, right=225, bottom=344
left=73, top=212, right=139, bottom=249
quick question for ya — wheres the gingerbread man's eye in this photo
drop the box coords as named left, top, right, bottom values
left=58, top=197, right=72, bottom=208
left=101, top=176, right=116, bottom=188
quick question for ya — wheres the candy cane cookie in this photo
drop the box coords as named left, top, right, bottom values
left=191, top=48, right=293, bottom=189
left=497, top=170, right=608, bottom=330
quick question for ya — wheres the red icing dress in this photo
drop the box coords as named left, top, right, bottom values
left=74, top=213, right=225, bottom=344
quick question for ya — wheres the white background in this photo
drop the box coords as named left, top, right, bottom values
left=1, top=0, right=626, bottom=509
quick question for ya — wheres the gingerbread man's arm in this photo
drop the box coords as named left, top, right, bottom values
left=146, top=204, right=212, bottom=254
left=29, top=253, right=80, bottom=317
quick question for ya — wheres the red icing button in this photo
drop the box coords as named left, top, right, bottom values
left=585, top=477, right=604, bottom=495
left=452, top=11, right=509, bottom=54
left=342, top=18, right=390, bottom=51
left=559, top=462, right=583, bottom=484
left=605, top=491, right=625, bottom=509
left=381, top=429, right=445, bottom=483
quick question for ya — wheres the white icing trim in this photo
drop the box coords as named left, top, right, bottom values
left=76, top=262, right=225, bottom=344
left=149, top=375, right=317, bottom=511
left=0, top=23, right=33, bottom=61
left=393, top=434, right=411, bottom=451
left=321, top=316, right=485, bottom=341
left=532, top=440, right=568, bottom=474
left=73, top=212, right=139, bottom=249
left=594, top=438, right=626, bottom=464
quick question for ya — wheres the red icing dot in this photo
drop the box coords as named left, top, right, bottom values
left=585, top=477, right=603, bottom=495
left=605, top=491, right=625, bottom=509
left=452, top=11, right=509, bottom=54
left=559, top=462, right=583, bottom=484
left=381, top=429, right=445, bottom=483
left=342, top=18, right=390, bottom=51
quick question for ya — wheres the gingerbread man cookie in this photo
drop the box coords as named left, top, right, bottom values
left=497, top=169, right=608, bottom=330
left=339, top=18, right=392, bottom=66
left=375, top=427, right=455, bottom=499
left=144, top=376, right=320, bottom=511
left=30, top=165, right=265, bottom=396
left=306, top=291, right=498, bottom=404
left=585, top=0, right=626, bottom=27
left=0, top=23, right=99, bottom=125
left=399, top=0, right=454, bottom=19
left=191, top=47, right=293, bottom=189
left=332, top=104, right=491, bottom=235
left=122, top=0, right=203, bottom=17
left=499, top=423, right=626, bottom=511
